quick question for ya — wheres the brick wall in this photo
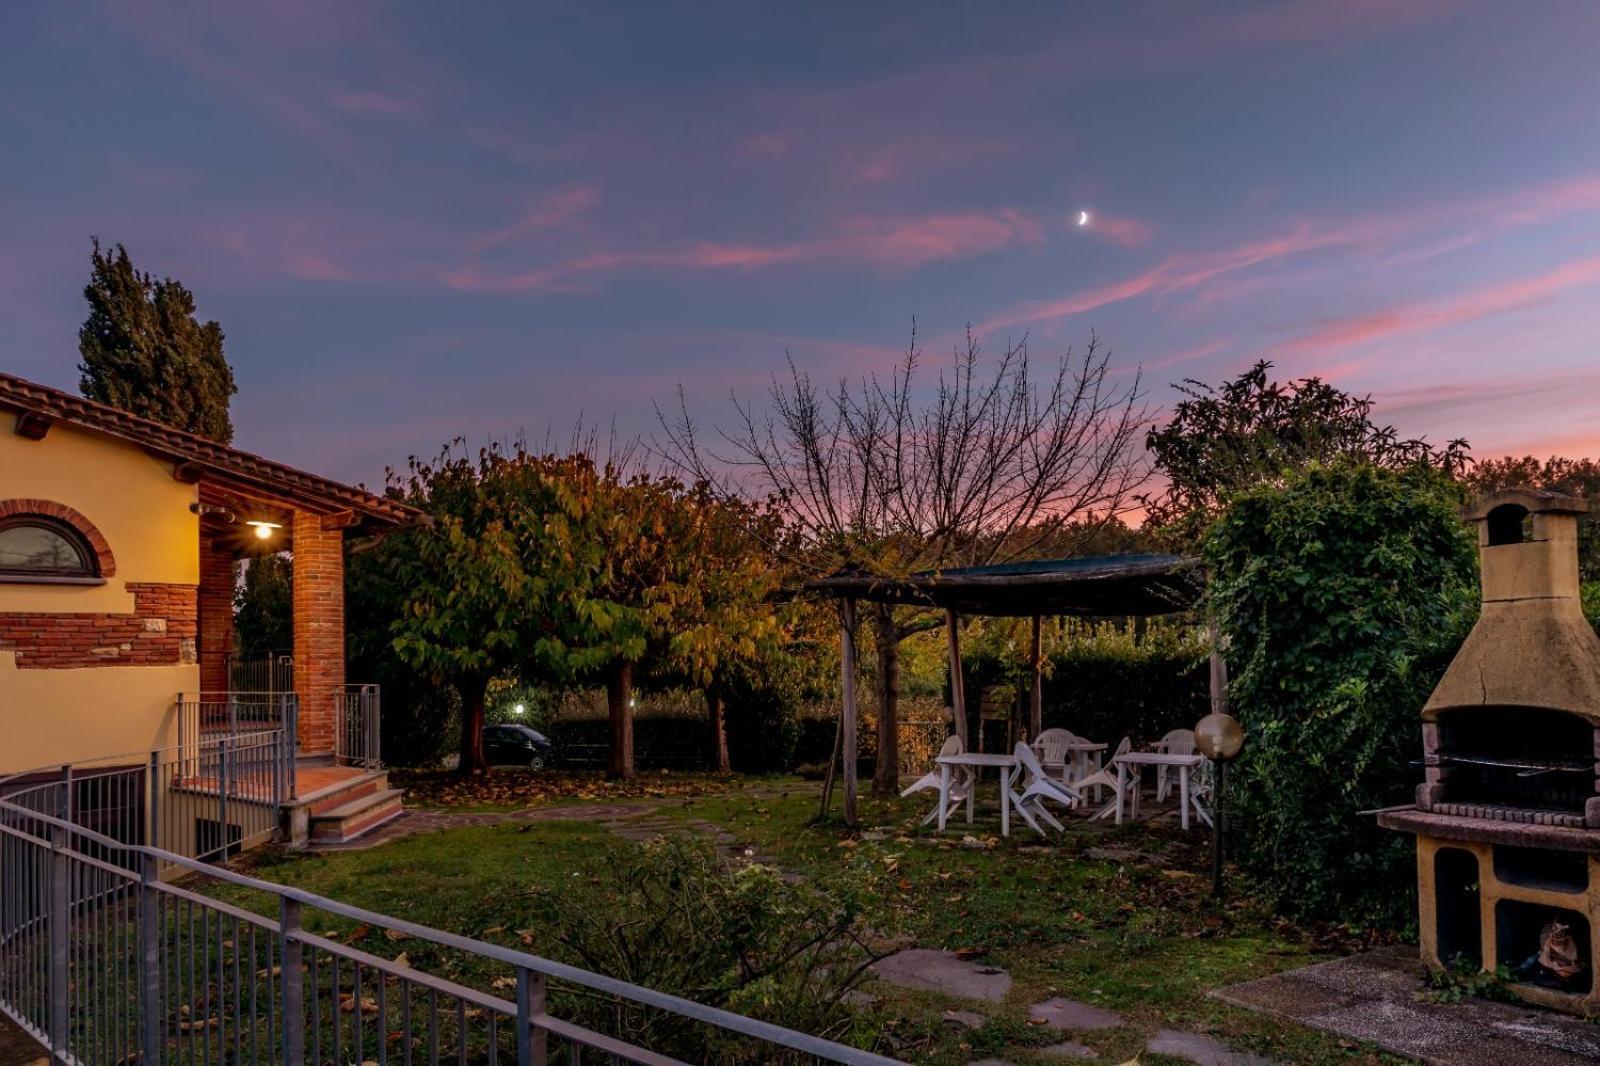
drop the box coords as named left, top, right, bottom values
left=197, top=541, right=235, bottom=693
left=292, top=512, right=345, bottom=753
left=0, top=583, right=198, bottom=668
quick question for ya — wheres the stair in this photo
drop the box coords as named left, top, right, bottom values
left=284, top=762, right=407, bottom=846
left=309, top=788, right=406, bottom=844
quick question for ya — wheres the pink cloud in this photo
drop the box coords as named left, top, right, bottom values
left=735, top=133, right=790, bottom=159
left=1282, top=255, right=1600, bottom=356
left=449, top=208, right=1044, bottom=293
left=1080, top=211, right=1154, bottom=249
left=467, top=187, right=603, bottom=254
left=329, top=88, right=420, bottom=116
left=979, top=225, right=1352, bottom=332
left=288, top=251, right=353, bottom=282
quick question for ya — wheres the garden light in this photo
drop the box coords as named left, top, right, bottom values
left=1195, top=711, right=1245, bottom=897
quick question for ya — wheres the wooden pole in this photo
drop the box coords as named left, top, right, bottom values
left=945, top=608, right=967, bottom=747
left=1029, top=614, right=1043, bottom=741
left=1208, top=619, right=1228, bottom=715
left=840, top=597, right=859, bottom=825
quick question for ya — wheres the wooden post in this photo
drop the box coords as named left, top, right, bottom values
left=1028, top=614, right=1043, bottom=741
left=945, top=609, right=968, bottom=747
left=1208, top=619, right=1228, bottom=715
left=840, top=597, right=859, bottom=825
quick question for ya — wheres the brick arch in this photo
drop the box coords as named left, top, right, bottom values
left=0, top=498, right=117, bottom=577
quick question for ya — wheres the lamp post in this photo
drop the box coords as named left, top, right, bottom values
left=1194, top=711, right=1244, bottom=897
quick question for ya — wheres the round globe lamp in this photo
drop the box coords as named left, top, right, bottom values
left=1195, top=712, right=1244, bottom=762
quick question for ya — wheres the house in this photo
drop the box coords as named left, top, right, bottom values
left=0, top=371, right=423, bottom=842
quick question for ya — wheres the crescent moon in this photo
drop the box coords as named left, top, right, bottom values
left=1077, top=211, right=1090, bottom=226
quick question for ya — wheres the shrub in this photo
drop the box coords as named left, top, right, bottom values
left=1206, top=461, right=1476, bottom=927
left=525, top=836, right=873, bottom=1060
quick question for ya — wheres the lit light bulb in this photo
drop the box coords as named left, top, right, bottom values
left=513, top=703, right=526, bottom=716
left=254, top=524, right=273, bottom=540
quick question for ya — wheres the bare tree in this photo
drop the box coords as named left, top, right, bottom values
left=657, top=325, right=1150, bottom=793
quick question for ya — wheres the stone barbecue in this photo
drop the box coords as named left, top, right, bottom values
left=1381, top=488, right=1600, bottom=1014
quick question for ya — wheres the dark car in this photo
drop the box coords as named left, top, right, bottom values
left=484, top=723, right=553, bottom=770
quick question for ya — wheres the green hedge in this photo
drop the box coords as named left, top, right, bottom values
left=958, top=625, right=1211, bottom=748
left=1207, top=462, right=1476, bottom=928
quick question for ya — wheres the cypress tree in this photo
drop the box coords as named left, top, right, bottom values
left=78, top=238, right=237, bottom=442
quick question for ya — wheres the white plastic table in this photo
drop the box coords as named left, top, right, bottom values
left=935, top=751, right=1021, bottom=836
left=1063, top=739, right=1107, bottom=798
left=1113, top=752, right=1209, bottom=830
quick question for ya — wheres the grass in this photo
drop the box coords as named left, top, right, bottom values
left=210, top=775, right=1408, bottom=1065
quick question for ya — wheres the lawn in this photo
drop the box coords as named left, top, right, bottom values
left=217, top=773, right=1407, bottom=1065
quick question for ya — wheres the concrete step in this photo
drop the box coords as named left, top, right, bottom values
left=302, top=771, right=389, bottom=816
left=309, top=788, right=405, bottom=844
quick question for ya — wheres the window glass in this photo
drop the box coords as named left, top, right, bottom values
left=0, top=520, right=94, bottom=576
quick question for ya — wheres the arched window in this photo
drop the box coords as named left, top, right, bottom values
left=0, top=515, right=98, bottom=578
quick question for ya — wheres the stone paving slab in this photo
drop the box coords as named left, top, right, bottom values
left=1027, top=996, right=1124, bottom=1031
left=870, top=948, right=1013, bottom=1002
left=1215, top=945, right=1600, bottom=1066
left=1147, top=1028, right=1278, bottom=1065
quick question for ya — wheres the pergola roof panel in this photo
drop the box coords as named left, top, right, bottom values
left=806, top=553, right=1203, bottom=617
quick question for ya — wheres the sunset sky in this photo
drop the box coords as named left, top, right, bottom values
left=4, top=1, right=1600, bottom=486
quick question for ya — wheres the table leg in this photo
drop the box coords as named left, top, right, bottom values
left=966, top=772, right=975, bottom=823
left=938, top=764, right=951, bottom=832
left=1179, top=766, right=1190, bottom=832
left=1115, top=761, right=1126, bottom=825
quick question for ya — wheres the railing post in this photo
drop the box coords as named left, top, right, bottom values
left=217, top=735, right=230, bottom=862
left=279, top=897, right=304, bottom=1063
left=139, top=852, right=162, bottom=1065
left=58, top=763, right=71, bottom=822
left=284, top=695, right=299, bottom=801
left=515, top=965, right=548, bottom=1066
left=148, top=750, right=161, bottom=853
left=47, top=825, right=69, bottom=1052
left=367, top=686, right=381, bottom=769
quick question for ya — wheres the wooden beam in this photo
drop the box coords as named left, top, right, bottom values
left=319, top=509, right=360, bottom=531
left=840, top=597, right=859, bottom=826
left=1209, top=619, right=1229, bottom=716
left=13, top=411, right=50, bottom=440
left=1029, top=614, right=1043, bottom=740
left=172, top=461, right=204, bottom=484
left=946, top=608, right=967, bottom=747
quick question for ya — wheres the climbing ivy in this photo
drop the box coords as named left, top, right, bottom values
left=1206, top=461, right=1477, bottom=927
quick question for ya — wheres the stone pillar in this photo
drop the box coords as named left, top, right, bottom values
left=292, top=512, right=345, bottom=754
left=197, top=539, right=236, bottom=694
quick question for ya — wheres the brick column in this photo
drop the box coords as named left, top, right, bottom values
left=292, top=512, right=345, bottom=754
left=197, top=540, right=236, bottom=694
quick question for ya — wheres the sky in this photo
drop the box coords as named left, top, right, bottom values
left=3, top=1, right=1600, bottom=489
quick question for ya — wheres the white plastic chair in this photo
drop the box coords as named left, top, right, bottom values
left=1012, top=741, right=1081, bottom=835
left=1074, top=737, right=1134, bottom=821
left=901, top=735, right=973, bottom=826
left=1031, top=728, right=1077, bottom=784
left=1155, top=729, right=1196, bottom=802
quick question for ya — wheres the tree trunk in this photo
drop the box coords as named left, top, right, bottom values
left=607, top=661, right=636, bottom=779
left=871, top=602, right=900, bottom=796
left=706, top=687, right=730, bottom=773
left=459, top=676, right=488, bottom=775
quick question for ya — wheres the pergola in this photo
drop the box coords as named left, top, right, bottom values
left=806, top=553, right=1217, bottom=824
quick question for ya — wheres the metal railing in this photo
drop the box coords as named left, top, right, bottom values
left=176, top=693, right=299, bottom=803
left=0, top=745, right=900, bottom=1064
left=336, top=684, right=381, bottom=769
left=225, top=653, right=295, bottom=700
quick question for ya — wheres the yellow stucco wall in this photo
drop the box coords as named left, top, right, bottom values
left=0, top=419, right=199, bottom=771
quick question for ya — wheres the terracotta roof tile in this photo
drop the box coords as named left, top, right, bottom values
left=0, top=372, right=423, bottom=528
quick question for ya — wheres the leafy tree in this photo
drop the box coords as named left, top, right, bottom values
left=78, top=239, right=237, bottom=442
left=389, top=443, right=545, bottom=774
left=1468, top=455, right=1600, bottom=580
left=1206, top=462, right=1476, bottom=925
left=1145, top=360, right=1469, bottom=540
left=233, top=553, right=292, bottom=659
left=660, top=327, right=1149, bottom=793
